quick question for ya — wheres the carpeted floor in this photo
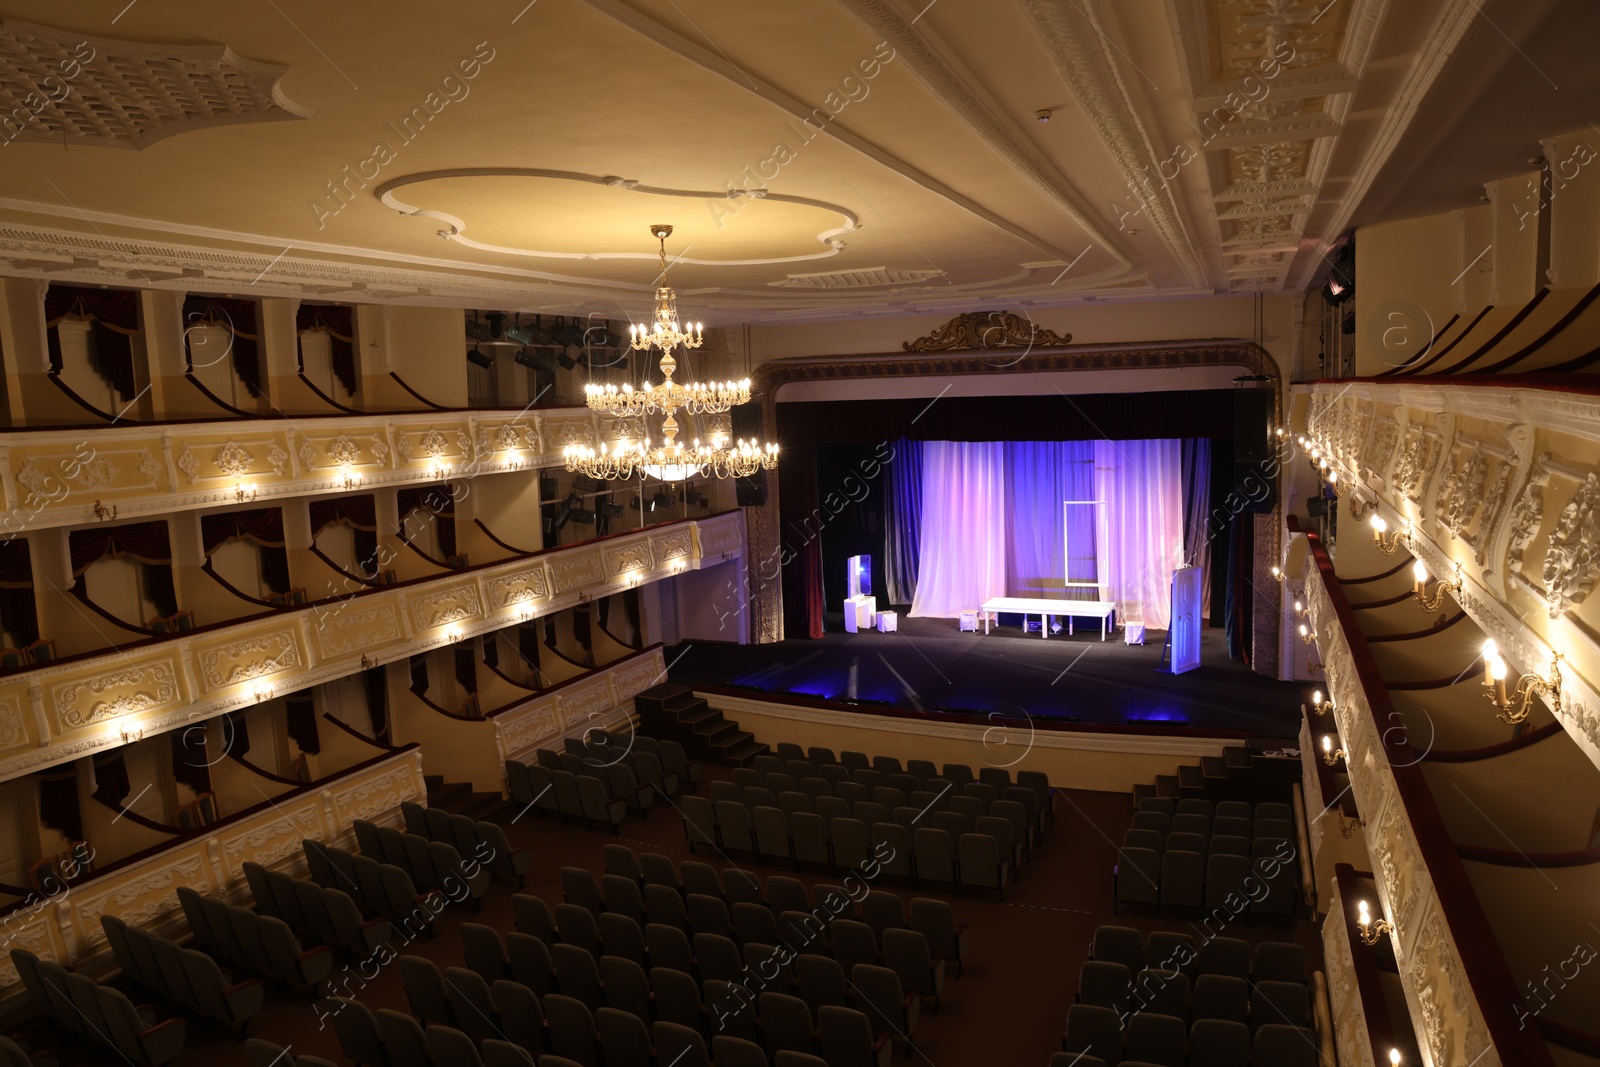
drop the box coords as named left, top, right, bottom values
left=66, top=764, right=1325, bottom=1067
left=669, top=615, right=1306, bottom=739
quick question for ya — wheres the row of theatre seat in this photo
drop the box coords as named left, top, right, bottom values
left=242, top=859, right=392, bottom=959
left=1115, top=799, right=1300, bottom=917
left=681, top=794, right=1019, bottom=897
left=97, top=915, right=263, bottom=1035
left=1058, top=924, right=1320, bottom=1066
left=175, top=885, right=334, bottom=995
left=398, top=802, right=534, bottom=886
left=527, top=743, right=682, bottom=816
left=11, top=948, right=188, bottom=1066
left=349, top=817, right=496, bottom=904
left=314, top=985, right=878, bottom=1067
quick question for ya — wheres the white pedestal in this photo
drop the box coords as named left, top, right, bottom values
left=842, top=595, right=877, bottom=633
left=958, top=611, right=978, bottom=632
left=877, top=611, right=898, bottom=633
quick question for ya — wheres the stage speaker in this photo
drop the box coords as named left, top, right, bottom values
left=735, top=471, right=767, bottom=507
left=1233, top=390, right=1272, bottom=464
left=1232, top=461, right=1278, bottom=514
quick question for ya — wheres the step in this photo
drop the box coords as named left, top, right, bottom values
left=662, top=690, right=707, bottom=712
left=638, top=681, right=693, bottom=700
left=678, top=702, right=719, bottom=725
left=1201, top=755, right=1230, bottom=780
left=1132, top=783, right=1156, bottom=806
left=1155, top=774, right=1181, bottom=799
left=428, top=781, right=472, bottom=808
left=463, top=797, right=516, bottom=823
left=1224, top=746, right=1253, bottom=770
left=723, top=737, right=769, bottom=764
left=456, top=793, right=509, bottom=820
left=1177, top=764, right=1206, bottom=794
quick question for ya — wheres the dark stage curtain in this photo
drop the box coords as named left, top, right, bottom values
left=362, top=666, right=388, bottom=738
left=171, top=730, right=212, bottom=793
left=777, top=443, right=826, bottom=639
left=201, top=508, right=285, bottom=554
left=296, top=303, right=357, bottom=396
left=1208, top=441, right=1234, bottom=630
left=454, top=642, right=477, bottom=693
left=37, top=766, right=82, bottom=841
left=1181, top=439, right=1213, bottom=619
left=815, top=444, right=891, bottom=612
left=778, top=391, right=1235, bottom=447
left=1225, top=511, right=1255, bottom=664
left=884, top=439, right=922, bottom=606
left=90, top=754, right=129, bottom=806
left=69, top=520, right=172, bottom=575
left=183, top=295, right=262, bottom=397
left=45, top=284, right=140, bottom=400
left=397, top=484, right=456, bottom=558
left=286, top=694, right=320, bottom=754
left=0, top=539, right=38, bottom=645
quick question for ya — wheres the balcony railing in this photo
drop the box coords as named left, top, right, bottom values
left=0, top=405, right=624, bottom=534
left=0, top=511, right=745, bottom=784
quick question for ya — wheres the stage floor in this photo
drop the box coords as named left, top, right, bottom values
left=668, top=614, right=1305, bottom=740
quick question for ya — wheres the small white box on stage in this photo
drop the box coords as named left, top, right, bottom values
left=1125, top=623, right=1146, bottom=645
left=877, top=611, right=898, bottom=633
left=958, top=611, right=978, bottom=632
left=843, top=595, right=877, bottom=633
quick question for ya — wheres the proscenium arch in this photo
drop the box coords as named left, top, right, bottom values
left=738, top=331, right=1283, bottom=660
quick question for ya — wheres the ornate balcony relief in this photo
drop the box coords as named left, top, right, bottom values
left=1300, top=549, right=1498, bottom=1067
left=0, top=748, right=422, bottom=991
left=0, top=512, right=743, bottom=783
left=492, top=647, right=667, bottom=766
left=1303, top=381, right=1600, bottom=777
left=1322, top=892, right=1377, bottom=1067
left=0, top=408, right=599, bottom=532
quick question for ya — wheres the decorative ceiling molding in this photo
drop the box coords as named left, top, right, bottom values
left=376, top=168, right=858, bottom=266
left=1290, top=0, right=1482, bottom=291
left=0, top=20, right=311, bottom=150
left=575, top=0, right=1127, bottom=280
left=832, top=0, right=1137, bottom=272
left=901, top=310, right=1072, bottom=352
left=1015, top=0, right=1208, bottom=289
left=768, top=266, right=947, bottom=289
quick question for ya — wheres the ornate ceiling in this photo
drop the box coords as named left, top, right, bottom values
left=0, top=0, right=1485, bottom=323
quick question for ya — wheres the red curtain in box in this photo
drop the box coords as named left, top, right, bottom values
left=0, top=539, right=38, bottom=645
left=296, top=303, right=357, bottom=396
left=182, top=295, right=262, bottom=397
left=201, top=508, right=286, bottom=554
left=68, top=520, right=171, bottom=575
left=397, top=484, right=457, bottom=559
left=44, top=283, right=140, bottom=401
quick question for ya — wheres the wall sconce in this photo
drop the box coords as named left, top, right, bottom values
left=1270, top=564, right=1282, bottom=580
left=1293, top=598, right=1306, bottom=616
left=234, top=481, right=257, bottom=503
left=1388, top=1050, right=1402, bottom=1066
left=359, top=653, right=374, bottom=670
left=1325, top=470, right=1341, bottom=496
left=1484, top=647, right=1562, bottom=725
left=1337, top=811, right=1364, bottom=838
left=119, top=726, right=145, bottom=745
left=337, top=467, right=363, bottom=490
left=93, top=500, right=117, bottom=521
left=1298, top=622, right=1317, bottom=645
left=431, top=461, right=452, bottom=480
left=1321, top=733, right=1347, bottom=766
left=251, top=681, right=275, bottom=703
left=1356, top=899, right=1393, bottom=945
left=1411, top=559, right=1461, bottom=613
left=1370, top=515, right=1407, bottom=554
left=1309, top=689, right=1335, bottom=715
left=1347, top=494, right=1377, bottom=522
left=446, top=624, right=463, bottom=642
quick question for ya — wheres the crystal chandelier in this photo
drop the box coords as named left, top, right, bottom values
left=568, top=224, right=779, bottom=482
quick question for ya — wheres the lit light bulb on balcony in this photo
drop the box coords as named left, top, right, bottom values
left=1480, top=639, right=1498, bottom=686
left=1389, top=1051, right=1401, bottom=1067
left=1412, top=559, right=1428, bottom=593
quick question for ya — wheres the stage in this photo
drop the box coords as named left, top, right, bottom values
left=667, top=613, right=1304, bottom=740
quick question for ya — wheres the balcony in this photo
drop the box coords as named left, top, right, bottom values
left=0, top=510, right=744, bottom=784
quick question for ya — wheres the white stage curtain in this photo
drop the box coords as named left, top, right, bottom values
left=1094, top=439, right=1186, bottom=630
left=909, top=442, right=1007, bottom=618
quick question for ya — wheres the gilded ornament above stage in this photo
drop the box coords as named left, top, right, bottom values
left=902, top=311, right=1072, bottom=353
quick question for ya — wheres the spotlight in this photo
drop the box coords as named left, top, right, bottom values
left=570, top=507, right=596, bottom=525
left=557, top=353, right=578, bottom=370
left=572, top=475, right=605, bottom=493
left=485, top=311, right=506, bottom=338
left=598, top=501, right=624, bottom=519
left=652, top=491, right=678, bottom=510
left=515, top=347, right=556, bottom=372
left=629, top=494, right=642, bottom=512
left=467, top=345, right=493, bottom=369
left=683, top=488, right=707, bottom=507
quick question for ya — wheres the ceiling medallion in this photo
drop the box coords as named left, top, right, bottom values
left=903, top=311, right=1072, bottom=353
left=568, top=225, right=778, bottom=484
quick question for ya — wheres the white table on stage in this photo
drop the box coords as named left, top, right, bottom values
left=979, top=597, right=1117, bottom=640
